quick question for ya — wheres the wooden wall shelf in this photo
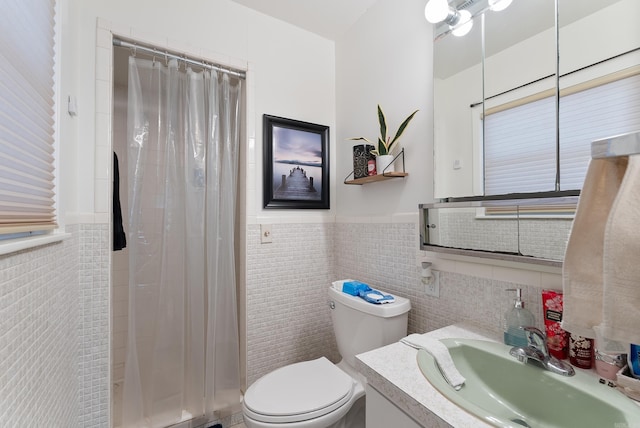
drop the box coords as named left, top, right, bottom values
left=344, top=149, right=408, bottom=185
left=344, top=172, right=408, bottom=185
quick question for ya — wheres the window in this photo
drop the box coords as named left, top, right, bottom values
left=483, top=67, right=640, bottom=195
left=0, top=0, right=57, bottom=235
left=484, top=95, right=557, bottom=195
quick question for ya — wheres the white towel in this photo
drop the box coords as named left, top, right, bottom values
left=562, top=157, right=628, bottom=338
left=400, top=334, right=465, bottom=390
left=601, top=155, right=640, bottom=344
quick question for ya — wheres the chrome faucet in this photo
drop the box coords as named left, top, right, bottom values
left=509, top=326, right=575, bottom=377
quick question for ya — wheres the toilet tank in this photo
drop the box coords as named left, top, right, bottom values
left=329, top=280, right=411, bottom=368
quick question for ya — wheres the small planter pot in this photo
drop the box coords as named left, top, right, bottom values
left=376, top=154, right=395, bottom=174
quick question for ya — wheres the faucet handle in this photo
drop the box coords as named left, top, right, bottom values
left=522, top=326, right=549, bottom=354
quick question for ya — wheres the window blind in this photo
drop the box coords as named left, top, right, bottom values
left=0, top=0, right=57, bottom=233
left=484, top=70, right=640, bottom=195
left=484, top=96, right=557, bottom=195
left=560, top=72, right=640, bottom=189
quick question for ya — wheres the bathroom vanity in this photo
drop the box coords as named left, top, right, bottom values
left=356, top=322, right=640, bottom=427
left=356, top=323, right=497, bottom=427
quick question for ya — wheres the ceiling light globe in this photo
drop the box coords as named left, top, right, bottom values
left=451, top=10, right=473, bottom=37
left=489, top=0, right=513, bottom=12
left=425, top=0, right=449, bottom=23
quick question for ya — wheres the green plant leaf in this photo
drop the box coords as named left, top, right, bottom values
left=377, top=105, right=387, bottom=145
left=348, top=136, right=374, bottom=145
left=389, top=110, right=419, bottom=146
left=377, top=137, right=388, bottom=155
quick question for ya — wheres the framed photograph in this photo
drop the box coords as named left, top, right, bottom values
left=263, top=114, right=330, bottom=209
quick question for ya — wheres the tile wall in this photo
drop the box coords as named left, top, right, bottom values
left=437, top=210, right=572, bottom=261
left=0, top=227, right=79, bottom=426
left=0, top=215, right=564, bottom=428
left=244, top=221, right=562, bottom=385
left=333, top=222, right=556, bottom=334
left=245, top=223, right=340, bottom=386
left=78, top=223, right=111, bottom=427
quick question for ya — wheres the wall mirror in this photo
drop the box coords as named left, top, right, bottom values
left=420, top=196, right=577, bottom=265
left=426, top=0, right=640, bottom=262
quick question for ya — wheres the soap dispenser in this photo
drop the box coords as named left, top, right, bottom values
left=503, top=288, right=536, bottom=347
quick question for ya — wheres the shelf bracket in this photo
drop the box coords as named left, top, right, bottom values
left=343, top=148, right=408, bottom=185
left=381, top=148, right=406, bottom=176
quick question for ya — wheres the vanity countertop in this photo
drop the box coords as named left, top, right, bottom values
left=355, top=322, right=500, bottom=428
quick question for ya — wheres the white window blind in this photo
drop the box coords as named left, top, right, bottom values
left=484, top=96, right=557, bottom=195
left=560, top=72, right=640, bottom=189
left=0, top=0, right=57, bottom=233
left=484, top=71, right=640, bottom=195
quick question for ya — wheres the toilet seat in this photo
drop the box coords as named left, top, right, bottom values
left=243, top=357, right=355, bottom=424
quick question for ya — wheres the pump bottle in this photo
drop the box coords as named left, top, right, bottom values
left=503, top=288, right=536, bottom=347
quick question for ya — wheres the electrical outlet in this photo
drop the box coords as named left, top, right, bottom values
left=424, top=270, right=440, bottom=297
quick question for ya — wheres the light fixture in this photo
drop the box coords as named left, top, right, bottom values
left=424, top=0, right=474, bottom=37
left=451, top=9, right=473, bottom=37
left=489, top=0, right=512, bottom=12
left=424, top=0, right=449, bottom=24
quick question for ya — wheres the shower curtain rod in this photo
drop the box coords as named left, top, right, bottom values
left=113, top=38, right=246, bottom=79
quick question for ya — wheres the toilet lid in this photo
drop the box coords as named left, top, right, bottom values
left=243, top=357, right=354, bottom=423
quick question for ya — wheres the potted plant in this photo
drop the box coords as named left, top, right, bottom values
left=349, top=105, right=418, bottom=174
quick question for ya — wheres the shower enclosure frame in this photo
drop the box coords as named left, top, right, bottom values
left=105, top=29, right=249, bottom=428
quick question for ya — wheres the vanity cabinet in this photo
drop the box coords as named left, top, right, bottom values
left=365, top=385, right=423, bottom=428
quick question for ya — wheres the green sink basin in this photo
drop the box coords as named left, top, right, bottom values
left=417, top=338, right=640, bottom=427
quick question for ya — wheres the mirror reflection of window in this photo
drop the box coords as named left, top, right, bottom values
left=559, top=68, right=640, bottom=189
left=435, top=0, right=640, bottom=199
left=483, top=69, right=640, bottom=195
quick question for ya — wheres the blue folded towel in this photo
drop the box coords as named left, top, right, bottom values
left=342, top=280, right=370, bottom=296
left=342, top=280, right=396, bottom=304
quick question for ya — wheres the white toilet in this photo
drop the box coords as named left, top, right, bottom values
left=242, top=280, right=411, bottom=428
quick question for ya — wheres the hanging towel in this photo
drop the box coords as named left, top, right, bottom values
left=400, top=334, right=465, bottom=390
left=562, top=157, right=627, bottom=338
left=600, top=155, right=640, bottom=344
left=113, top=152, right=127, bottom=251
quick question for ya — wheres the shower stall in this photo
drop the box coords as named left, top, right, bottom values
left=111, top=40, right=246, bottom=428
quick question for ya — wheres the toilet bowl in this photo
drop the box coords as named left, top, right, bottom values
left=242, top=280, right=410, bottom=428
left=242, top=357, right=365, bottom=428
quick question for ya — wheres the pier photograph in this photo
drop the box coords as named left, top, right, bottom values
left=263, top=115, right=330, bottom=209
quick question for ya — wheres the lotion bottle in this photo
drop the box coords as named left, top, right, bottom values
left=503, top=288, right=536, bottom=347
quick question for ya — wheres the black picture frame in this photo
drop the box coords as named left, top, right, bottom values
left=263, top=114, right=330, bottom=209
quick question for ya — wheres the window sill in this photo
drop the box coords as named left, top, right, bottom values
left=0, top=231, right=71, bottom=256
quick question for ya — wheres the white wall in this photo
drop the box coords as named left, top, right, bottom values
left=63, top=0, right=336, bottom=225
left=335, top=0, right=434, bottom=218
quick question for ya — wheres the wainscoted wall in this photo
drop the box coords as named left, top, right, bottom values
left=333, top=222, right=554, bottom=335
left=78, top=223, right=111, bottom=427
left=245, top=221, right=561, bottom=387
left=0, top=223, right=111, bottom=427
left=0, top=228, right=79, bottom=426
left=0, top=218, right=560, bottom=427
left=333, top=222, right=432, bottom=334
left=245, top=223, right=339, bottom=386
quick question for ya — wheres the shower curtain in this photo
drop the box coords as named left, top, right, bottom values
left=122, top=56, right=242, bottom=428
